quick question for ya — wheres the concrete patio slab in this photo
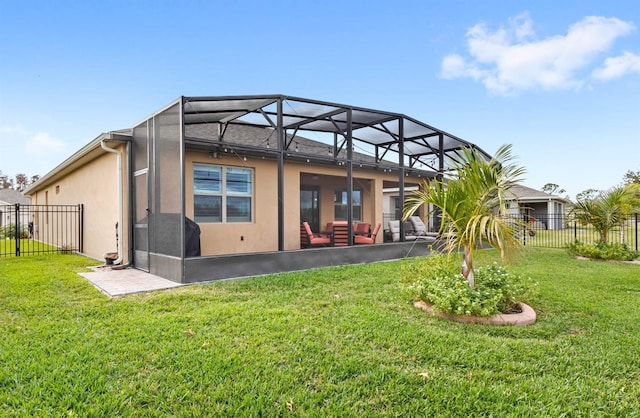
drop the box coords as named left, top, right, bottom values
left=80, top=266, right=183, bottom=297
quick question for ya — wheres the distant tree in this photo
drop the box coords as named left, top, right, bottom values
left=0, top=171, right=9, bottom=189
left=30, top=174, right=41, bottom=184
left=623, top=169, right=640, bottom=185
left=541, top=183, right=566, bottom=196
left=576, top=188, right=599, bottom=202
left=15, top=173, right=28, bottom=192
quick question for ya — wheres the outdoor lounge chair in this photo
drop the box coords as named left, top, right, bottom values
left=354, top=222, right=381, bottom=245
left=388, top=220, right=418, bottom=242
left=302, top=222, right=331, bottom=247
left=388, top=219, right=436, bottom=242
left=409, top=216, right=439, bottom=240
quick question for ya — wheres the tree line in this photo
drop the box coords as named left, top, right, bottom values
left=542, top=168, right=640, bottom=202
left=0, top=171, right=40, bottom=192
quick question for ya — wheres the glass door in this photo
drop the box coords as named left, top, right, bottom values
left=300, top=186, right=320, bottom=232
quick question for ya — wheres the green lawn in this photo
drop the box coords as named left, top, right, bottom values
left=1, top=249, right=639, bottom=416
left=0, top=239, right=62, bottom=257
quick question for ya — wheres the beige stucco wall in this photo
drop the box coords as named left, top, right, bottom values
left=31, top=140, right=427, bottom=261
left=185, top=151, right=280, bottom=255
left=185, top=149, right=418, bottom=253
left=29, top=143, right=129, bottom=262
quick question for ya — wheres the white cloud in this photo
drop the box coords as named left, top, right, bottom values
left=24, top=132, right=67, bottom=156
left=592, top=51, right=640, bottom=80
left=440, top=13, right=637, bottom=95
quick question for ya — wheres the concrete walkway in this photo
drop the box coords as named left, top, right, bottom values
left=80, top=266, right=183, bottom=297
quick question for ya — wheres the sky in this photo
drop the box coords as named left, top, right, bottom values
left=0, top=0, right=638, bottom=200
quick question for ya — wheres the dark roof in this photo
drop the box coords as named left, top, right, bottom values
left=507, top=185, right=570, bottom=202
left=0, top=188, right=30, bottom=205
left=185, top=123, right=426, bottom=173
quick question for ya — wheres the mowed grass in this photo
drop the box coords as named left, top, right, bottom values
left=1, top=249, right=639, bottom=416
left=0, top=239, right=61, bottom=256
left=524, top=224, right=639, bottom=249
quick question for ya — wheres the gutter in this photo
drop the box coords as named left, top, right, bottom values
left=100, top=137, right=125, bottom=265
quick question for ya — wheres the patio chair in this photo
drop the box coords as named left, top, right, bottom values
left=355, top=222, right=370, bottom=234
left=409, top=216, right=438, bottom=240
left=354, top=222, right=381, bottom=245
left=302, top=222, right=331, bottom=247
left=332, top=221, right=350, bottom=246
left=388, top=220, right=401, bottom=242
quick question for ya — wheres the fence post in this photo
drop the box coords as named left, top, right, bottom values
left=79, top=204, right=84, bottom=254
left=636, top=212, right=638, bottom=251
left=14, top=203, right=20, bottom=256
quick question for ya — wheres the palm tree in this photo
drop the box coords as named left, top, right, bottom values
left=403, top=144, right=526, bottom=288
left=571, top=185, right=640, bottom=244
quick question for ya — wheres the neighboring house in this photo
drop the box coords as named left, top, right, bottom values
left=26, top=94, right=489, bottom=283
left=0, top=188, right=31, bottom=229
left=506, top=184, right=570, bottom=230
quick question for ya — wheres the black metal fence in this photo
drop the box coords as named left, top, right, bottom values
left=0, top=204, right=83, bottom=257
left=383, top=211, right=639, bottom=251
left=509, top=213, right=639, bottom=250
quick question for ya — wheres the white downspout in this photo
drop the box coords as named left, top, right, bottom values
left=101, top=138, right=124, bottom=265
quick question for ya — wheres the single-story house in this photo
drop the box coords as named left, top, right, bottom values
left=26, top=95, right=489, bottom=283
left=0, top=188, right=31, bottom=229
left=506, top=184, right=570, bottom=230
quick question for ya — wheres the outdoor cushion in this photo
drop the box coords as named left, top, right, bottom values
left=410, top=216, right=429, bottom=236
left=388, top=220, right=401, bottom=242
left=303, top=222, right=331, bottom=247
left=354, top=222, right=381, bottom=245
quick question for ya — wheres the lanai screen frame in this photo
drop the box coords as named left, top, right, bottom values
left=180, top=94, right=489, bottom=249
left=136, top=95, right=489, bottom=281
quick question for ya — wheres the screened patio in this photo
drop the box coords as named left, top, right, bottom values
left=130, top=95, right=489, bottom=282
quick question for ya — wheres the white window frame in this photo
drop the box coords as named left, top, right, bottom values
left=193, top=163, right=253, bottom=223
left=334, top=188, right=362, bottom=221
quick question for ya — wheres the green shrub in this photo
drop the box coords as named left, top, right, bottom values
left=0, top=224, right=28, bottom=239
left=566, top=240, right=639, bottom=261
left=403, top=254, right=537, bottom=317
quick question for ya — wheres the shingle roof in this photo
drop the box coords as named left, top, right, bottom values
left=186, top=123, right=435, bottom=174
left=506, top=184, right=568, bottom=202
left=0, top=188, right=30, bottom=205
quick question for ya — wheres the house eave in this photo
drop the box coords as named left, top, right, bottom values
left=512, top=196, right=571, bottom=204
left=25, top=131, right=131, bottom=195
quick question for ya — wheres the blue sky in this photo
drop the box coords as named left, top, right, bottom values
left=1, top=0, right=638, bottom=199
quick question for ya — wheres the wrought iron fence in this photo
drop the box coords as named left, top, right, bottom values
left=508, top=213, right=639, bottom=250
left=0, top=204, right=84, bottom=257
left=383, top=211, right=639, bottom=251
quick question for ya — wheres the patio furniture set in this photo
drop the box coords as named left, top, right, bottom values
left=301, top=216, right=437, bottom=248
left=301, top=221, right=382, bottom=248
left=387, top=216, right=437, bottom=243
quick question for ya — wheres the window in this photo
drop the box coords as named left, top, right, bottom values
left=194, top=164, right=253, bottom=223
left=334, top=189, right=362, bottom=221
